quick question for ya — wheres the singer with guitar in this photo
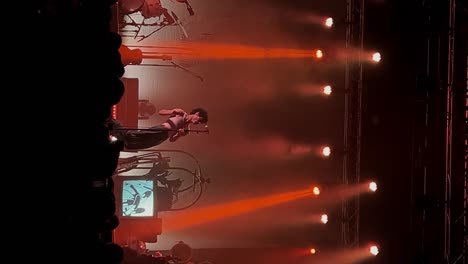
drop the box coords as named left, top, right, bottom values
left=110, top=107, right=209, bottom=150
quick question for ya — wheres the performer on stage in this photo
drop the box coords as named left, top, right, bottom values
left=110, top=107, right=208, bottom=150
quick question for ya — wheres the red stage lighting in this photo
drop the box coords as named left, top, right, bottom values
left=324, top=17, right=333, bottom=28
left=369, top=245, right=379, bottom=256
left=322, top=85, right=332, bottom=95
left=320, top=214, right=328, bottom=224
left=372, top=52, right=381, bottom=63
left=321, top=146, right=331, bottom=157
left=315, top=49, right=324, bottom=59
left=313, top=186, right=321, bottom=196
left=369, top=181, right=378, bottom=192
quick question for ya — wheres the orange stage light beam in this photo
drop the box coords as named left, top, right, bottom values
left=138, top=42, right=322, bottom=60
left=163, top=188, right=315, bottom=232
left=300, top=247, right=373, bottom=264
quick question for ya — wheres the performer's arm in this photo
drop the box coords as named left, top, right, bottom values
left=159, top=108, right=186, bottom=116
left=169, top=128, right=188, bottom=142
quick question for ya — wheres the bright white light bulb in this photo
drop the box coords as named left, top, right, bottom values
left=325, top=17, right=333, bottom=27
left=372, top=52, right=381, bottom=62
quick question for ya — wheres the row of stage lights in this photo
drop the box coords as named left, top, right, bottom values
left=322, top=16, right=382, bottom=63
left=307, top=180, right=379, bottom=257
left=309, top=245, right=379, bottom=256
left=310, top=181, right=378, bottom=198
left=307, top=17, right=380, bottom=257
left=312, top=57, right=381, bottom=97
left=317, top=16, right=381, bottom=97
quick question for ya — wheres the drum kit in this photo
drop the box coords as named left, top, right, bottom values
left=118, top=0, right=194, bottom=41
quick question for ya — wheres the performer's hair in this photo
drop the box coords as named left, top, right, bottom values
left=191, top=107, right=208, bottom=123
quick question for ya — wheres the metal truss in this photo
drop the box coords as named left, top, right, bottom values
left=445, top=1, right=468, bottom=263
left=341, top=0, right=365, bottom=248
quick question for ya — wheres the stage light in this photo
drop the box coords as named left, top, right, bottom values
left=324, top=17, right=333, bottom=28
left=322, top=85, right=332, bottom=95
left=112, top=105, right=118, bottom=119
left=320, top=214, right=328, bottom=224
left=313, top=186, right=321, bottom=196
left=315, top=49, right=324, bottom=59
left=321, top=146, right=331, bottom=157
left=369, top=245, right=379, bottom=256
left=372, top=52, right=381, bottom=63
left=369, top=181, right=378, bottom=192
left=109, top=135, right=124, bottom=151
left=310, top=248, right=317, bottom=254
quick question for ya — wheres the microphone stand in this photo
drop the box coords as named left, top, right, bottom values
left=133, top=62, right=204, bottom=82
left=113, top=127, right=210, bottom=134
